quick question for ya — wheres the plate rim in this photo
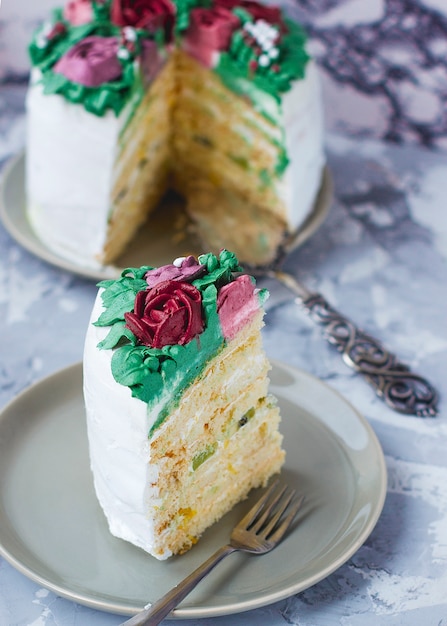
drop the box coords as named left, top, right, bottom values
left=0, top=151, right=333, bottom=282
left=0, top=360, right=387, bottom=619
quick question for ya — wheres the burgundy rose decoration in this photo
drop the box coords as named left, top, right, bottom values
left=215, top=0, right=284, bottom=27
left=53, top=36, right=122, bottom=87
left=111, top=0, right=175, bottom=39
left=184, top=6, right=240, bottom=66
left=124, top=280, right=204, bottom=348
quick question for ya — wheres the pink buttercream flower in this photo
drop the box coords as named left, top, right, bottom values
left=145, top=256, right=206, bottom=287
left=53, top=36, right=122, bottom=87
left=217, top=275, right=258, bottom=341
left=111, top=0, right=175, bottom=39
left=63, top=0, right=94, bottom=25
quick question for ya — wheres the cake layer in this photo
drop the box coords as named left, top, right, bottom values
left=102, top=58, right=176, bottom=264
left=26, top=1, right=326, bottom=269
left=83, top=252, right=285, bottom=559
left=84, top=295, right=284, bottom=558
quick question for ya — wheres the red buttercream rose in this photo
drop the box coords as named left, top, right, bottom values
left=111, top=0, right=175, bottom=39
left=184, top=6, right=240, bottom=66
left=214, top=0, right=284, bottom=26
left=190, top=7, right=240, bottom=50
left=124, top=280, right=204, bottom=348
left=53, top=36, right=122, bottom=87
left=63, top=0, right=93, bottom=25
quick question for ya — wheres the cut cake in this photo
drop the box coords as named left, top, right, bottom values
left=26, top=0, right=325, bottom=269
left=83, top=250, right=285, bottom=558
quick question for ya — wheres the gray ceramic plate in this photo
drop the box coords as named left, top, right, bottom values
left=0, top=360, right=386, bottom=619
left=0, top=152, right=333, bottom=281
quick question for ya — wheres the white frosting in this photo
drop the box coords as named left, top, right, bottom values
left=26, top=69, right=123, bottom=269
left=83, top=292, right=170, bottom=556
left=280, top=60, right=326, bottom=229
left=26, top=57, right=325, bottom=266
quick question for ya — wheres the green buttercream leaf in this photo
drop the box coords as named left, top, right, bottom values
left=95, top=277, right=147, bottom=326
left=111, top=344, right=151, bottom=387
left=174, top=0, right=211, bottom=35
left=97, top=320, right=135, bottom=350
left=231, top=8, right=253, bottom=25
left=120, top=266, right=155, bottom=280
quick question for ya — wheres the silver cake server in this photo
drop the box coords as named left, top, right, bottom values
left=234, top=169, right=437, bottom=417
left=264, top=268, right=438, bottom=417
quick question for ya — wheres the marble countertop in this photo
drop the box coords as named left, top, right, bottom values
left=1, top=84, right=446, bottom=625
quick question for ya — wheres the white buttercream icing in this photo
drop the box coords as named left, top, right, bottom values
left=279, top=59, right=326, bottom=230
left=83, top=293, right=167, bottom=556
left=26, top=69, right=123, bottom=269
left=26, top=56, right=325, bottom=267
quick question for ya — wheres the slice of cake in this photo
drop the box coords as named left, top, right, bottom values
left=26, top=0, right=325, bottom=269
left=83, top=250, right=285, bottom=559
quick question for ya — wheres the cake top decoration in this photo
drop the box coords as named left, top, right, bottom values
left=93, top=250, right=268, bottom=435
left=29, top=0, right=309, bottom=117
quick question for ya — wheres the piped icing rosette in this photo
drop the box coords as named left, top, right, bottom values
left=93, top=250, right=268, bottom=435
left=29, top=0, right=309, bottom=117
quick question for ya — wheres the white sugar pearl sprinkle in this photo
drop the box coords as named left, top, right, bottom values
left=173, top=257, right=186, bottom=267
left=123, top=26, right=137, bottom=41
left=117, top=47, right=131, bottom=60
left=258, top=54, right=270, bottom=67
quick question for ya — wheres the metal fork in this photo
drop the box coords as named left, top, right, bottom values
left=121, top=480, right=304, bottom=626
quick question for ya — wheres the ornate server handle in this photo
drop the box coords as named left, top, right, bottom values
left=271, top=271, right=438, bottom=417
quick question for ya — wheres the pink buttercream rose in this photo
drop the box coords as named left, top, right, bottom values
left=63, top=0, right=94, bottom=25
left=183, top=6, right=240, bottom=67
left=111, top=0, right=175, bottom=39
left=217, top=275, right=258, bottom=341
left=145, top=256, right=206, bottom=287
left=124, top=280, right=204, bottom=348
left=53, top=36, right=122, bottom=87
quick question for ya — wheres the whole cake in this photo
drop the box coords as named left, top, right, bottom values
left=26, top=0, right=325, bottom=269
left=83, top=250, right=285, bottom=558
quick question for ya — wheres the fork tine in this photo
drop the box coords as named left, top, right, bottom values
left=261, top=488, right=296, bottom=537
left=237, top=479, right=280, bottom=529
left=250, top=483, right=288, bottom=533
left=268, top=494, right=305, bottom=544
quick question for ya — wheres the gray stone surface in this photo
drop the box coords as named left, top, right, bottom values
left=1, top=85, right=447, bottom=625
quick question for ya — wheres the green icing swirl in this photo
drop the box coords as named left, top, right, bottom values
left=93, top=251, right=267, bottom=437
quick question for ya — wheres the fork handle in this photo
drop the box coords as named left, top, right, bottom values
left=121, top=545, right=236, bottom=625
